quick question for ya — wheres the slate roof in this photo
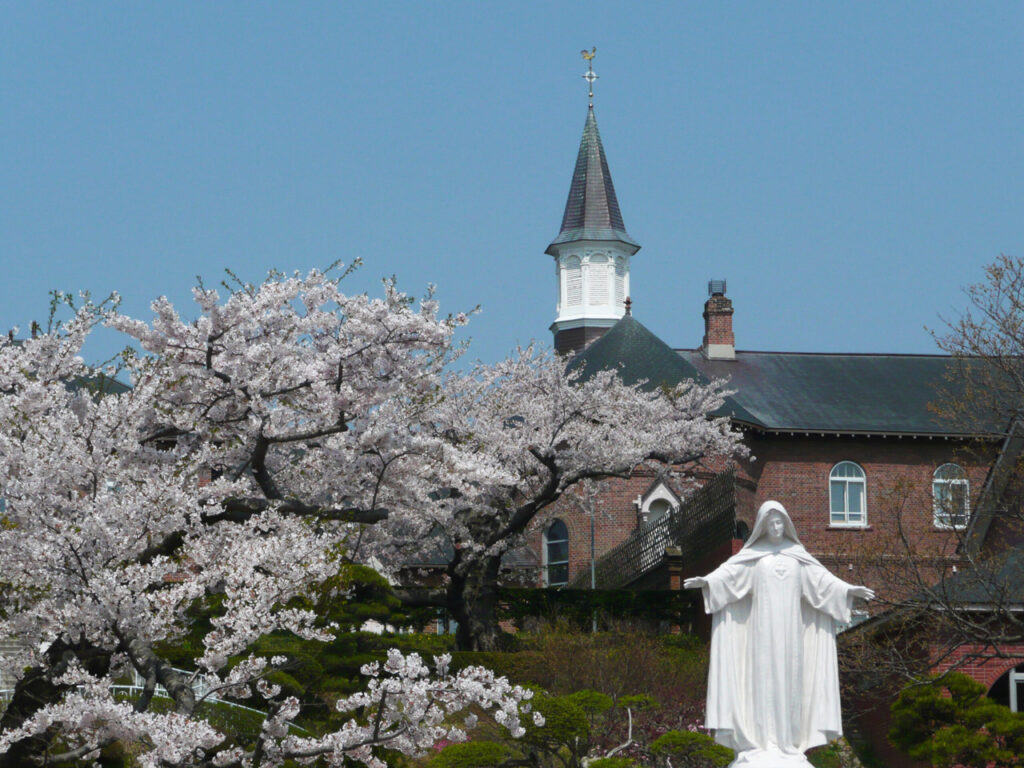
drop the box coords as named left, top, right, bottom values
left=680, top=350, right=1000, bottom=437
left=546, top=107, right=639, bottom=254
left=569, top=315, right=1004, bottom=437
left=933, top=545, right=1024, bottom=605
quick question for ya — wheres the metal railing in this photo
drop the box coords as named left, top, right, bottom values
left=570, top=470, right=736, bottom=590
left=1, top=665, right=270, bottom=720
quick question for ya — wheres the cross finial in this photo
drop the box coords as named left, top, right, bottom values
left=624, top=296, right=632, bottom=316
left=580, top=47, right=598, bottom=107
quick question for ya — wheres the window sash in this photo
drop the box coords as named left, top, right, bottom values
left=830, top=477, right=866, bottom=526
left=544, top=526, right=569, bottom=587
left=933, top=478, right=969, bottom=528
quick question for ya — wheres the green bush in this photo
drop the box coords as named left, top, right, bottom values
left=650, top=730, right=734, bottom=768
left=889, top=671, right=1024, bottom=767
left=427, top=741, right=510, bottom=768
left=588, top=757, right=635, bottom=768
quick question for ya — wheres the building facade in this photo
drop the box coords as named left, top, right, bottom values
left=532, top=69, right=1024, bottom=734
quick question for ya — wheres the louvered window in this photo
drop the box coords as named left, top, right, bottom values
left=589, top=254, right=608, bottom=304
left=615, top=258, right=626, bottom=303
left=565, top=257, right=582, bottom=306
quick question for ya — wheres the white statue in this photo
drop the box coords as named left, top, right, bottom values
left=683, top=501, right=874, bottom=768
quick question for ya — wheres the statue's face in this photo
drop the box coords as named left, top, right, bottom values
left=766, top=512, right=786, bottom=544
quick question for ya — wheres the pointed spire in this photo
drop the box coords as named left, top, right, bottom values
left=546, top=102, right=639, bottom=255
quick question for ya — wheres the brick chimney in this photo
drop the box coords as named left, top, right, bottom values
left=702, top=280, right=735, bottom=360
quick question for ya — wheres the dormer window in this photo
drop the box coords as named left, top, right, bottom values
left=636, top=480, right=681, bottom=528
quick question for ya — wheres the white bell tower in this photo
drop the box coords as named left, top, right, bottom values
left=547, top=51, right=640, bottom=355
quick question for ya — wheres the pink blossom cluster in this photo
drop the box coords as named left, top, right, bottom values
left=0, top=270, right=737, bottom=765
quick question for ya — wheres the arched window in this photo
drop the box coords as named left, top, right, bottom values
left=646, top=498, right=672, bottom=526
left=933, top=463, right=969, bottom=529
left=988, top=663, right=1024, bottom=712
left=543, top=520, right=569, bottom=587
left=830, top=462, right=866, bottom=526
left=564, top=256, right=582, bottom=306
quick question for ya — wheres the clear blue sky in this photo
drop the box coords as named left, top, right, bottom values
left=2, top=3, right=1022, bottom=365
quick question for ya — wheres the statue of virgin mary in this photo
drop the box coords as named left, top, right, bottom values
left=684, top=501, right=874, bottom=767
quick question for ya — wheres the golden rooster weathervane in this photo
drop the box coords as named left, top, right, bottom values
left=581, top=46, right=598, bottom=106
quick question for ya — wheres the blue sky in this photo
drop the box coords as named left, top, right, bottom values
left=2, top=3, right=1022, bottom=366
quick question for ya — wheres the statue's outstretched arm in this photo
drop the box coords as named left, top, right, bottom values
left=848, top=585, right=875, bottom=601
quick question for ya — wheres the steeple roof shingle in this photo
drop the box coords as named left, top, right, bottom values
left=546, top=107, right=639, bottom=254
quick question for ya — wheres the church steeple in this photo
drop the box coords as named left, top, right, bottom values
left=546, top=106, right=639, bottom=254
left=548, top=50, right=640, bottom=355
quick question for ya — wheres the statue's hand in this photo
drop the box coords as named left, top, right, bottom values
left=683, top=577, right=707, bottom=590
left=849, top=586, right=875, bottom=601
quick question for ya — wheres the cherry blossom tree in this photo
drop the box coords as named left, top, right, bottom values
left=0, top=272, right=536, bottom=767
left=387, top=348, right=743, bottom=651
left=0, top=266, right=740, bottom=762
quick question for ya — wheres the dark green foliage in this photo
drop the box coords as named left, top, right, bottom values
left=588, top=758, right=635, bottom=768
left=427, top=741, right=510, bottom=768
left=156, top=563, right=452, bottom=737
left=889, top=671, right=1024, bottom=767
left=498, top=587, right=699, bottom=631
left=433, top=629, right=712, bottom=768
left=524, top=691, right=590, bottom=758
left=806, top=741, right=842, bottom=768
left=650, top=730, right=734, bottom=767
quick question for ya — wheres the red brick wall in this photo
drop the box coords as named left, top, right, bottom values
left=529, top=434, right=988, bottom=602
left=931, top=642, right=1024, bottom=691
left=534, top=468, right=706, bottom=585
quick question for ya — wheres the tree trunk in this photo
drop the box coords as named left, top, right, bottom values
left=0, top=638, right=110, bottom=768
left=449, top=553, right=503, bottom=651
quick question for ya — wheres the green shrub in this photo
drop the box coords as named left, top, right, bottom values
left=588, top=757, right=634, bottom=768
left=650, top=729, right=734, bottom=767
left=427, top=741, right=510, bottom=768
left=889, top=671, right=1024, bottom=767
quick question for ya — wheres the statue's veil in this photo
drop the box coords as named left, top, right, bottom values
left=742, top=500, right=804, bottom=550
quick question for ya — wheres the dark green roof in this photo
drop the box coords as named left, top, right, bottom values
left=681, top=350, right=1002, bottom=436
left=546, top=107, right=639, bottom=254
left=928, top=545, right=1024, bottom=605
left=569, top=315, right=1003, bottom=437
left=568, top=315, right=701, bottom=390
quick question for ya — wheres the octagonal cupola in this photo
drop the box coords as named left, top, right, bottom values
left=548, top=53, right=640, bottom=356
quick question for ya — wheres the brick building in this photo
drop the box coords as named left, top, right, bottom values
left=530, top=67, right=1024, bottom=726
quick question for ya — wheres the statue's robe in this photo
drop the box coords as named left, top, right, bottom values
left=699, top=541, right=854, bottom=758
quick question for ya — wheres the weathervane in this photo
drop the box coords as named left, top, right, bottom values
left=580, top=46, right=597, bottom=107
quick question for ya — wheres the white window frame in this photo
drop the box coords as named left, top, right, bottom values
left=636, top=481, right=681, bottom=527
left=542, top=520, right=569, bottom=587
left=829, top=461, right=867, bottom=527
left=1010, top=666, right=1024, bottom=713
left=933, top=463, right=969, bottom=529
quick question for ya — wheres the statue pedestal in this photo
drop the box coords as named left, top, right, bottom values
left=730, top=748, right=812, bottom=768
